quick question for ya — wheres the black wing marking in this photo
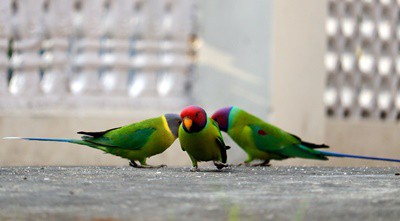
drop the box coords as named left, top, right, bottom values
left=215, top=137, right=228, bottom=163
left=289, top=133, right=302, bottom=141
left=289, top=133, right=329, bottom=149
left=301, top=141, right=329, bottom=149
left=77, top=127, right=122, bottom=138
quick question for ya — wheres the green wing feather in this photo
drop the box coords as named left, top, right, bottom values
left=247, top=124, right=327, bottom=160
left=212, top=119, right=225, bottom=144
left=79, top=125, right=156, bottom=151
left=248, top=124, right=296, bottom=151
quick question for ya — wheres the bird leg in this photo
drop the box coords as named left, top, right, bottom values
left=190, top=166, right=199, bottom=172
left=214, top=161, right=229, bottom=170
left=189, top=155, right=199, bottom=172
left=251, top=160, right=271, bottom=167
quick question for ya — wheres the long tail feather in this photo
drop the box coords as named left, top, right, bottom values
left=317, top=150, right=400, bottom=163
left=3, top=137, right=75, bottom=143
left=3, top=137, right=109, bottom=152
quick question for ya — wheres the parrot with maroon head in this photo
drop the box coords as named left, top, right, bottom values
left=212, top=106, right=400, bottom=166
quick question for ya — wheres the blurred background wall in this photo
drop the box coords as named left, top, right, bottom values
left=1, top=0, right=400, bottom=167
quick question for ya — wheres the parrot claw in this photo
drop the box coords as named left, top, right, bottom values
left=213, top=161, right=229, bottom=170
left=190, top=167, right=199, bottom=172
left=129, top=161, right=140, bottom=168
left=129, top=161, right=166, bottom=169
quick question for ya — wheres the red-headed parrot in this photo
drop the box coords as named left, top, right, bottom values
left=3, top=114, right=182, bottom=168
left=212, top=106, right=400, bottom=166
left=179, top=105, right=230, bottom=171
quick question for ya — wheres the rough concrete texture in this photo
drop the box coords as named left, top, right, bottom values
left=0, top=166, right=399, bottom=221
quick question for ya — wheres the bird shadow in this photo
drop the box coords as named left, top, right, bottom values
left=194, top=167, right=235, bottom=173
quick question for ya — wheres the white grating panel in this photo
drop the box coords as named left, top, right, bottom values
left=0, top=0, right=196, bottom=110
left=325, top=0, right=400, bottom=121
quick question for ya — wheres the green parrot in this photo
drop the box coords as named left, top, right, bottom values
left=212, top=106, right=400, bottom=166
left=179, top=105, right=230, bottom=171
left=3, top=114, right=182, bottom=168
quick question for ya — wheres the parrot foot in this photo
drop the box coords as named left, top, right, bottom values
left=129, top=161, right=166, bottom=168
left=213, top=161, right=229, bottom=170
left=251, top=160, right=271, bottom=167
left=129, top=161, right=140, bottom=168
left=190, top=166, right=199, bottom=172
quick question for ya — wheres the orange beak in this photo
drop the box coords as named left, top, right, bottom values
left=183, top=117, right=193, bottom=131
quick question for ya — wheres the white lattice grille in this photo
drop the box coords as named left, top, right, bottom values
left=0, top=0, right=196, bottom=110
left=325, top=0, right=400, bottom=120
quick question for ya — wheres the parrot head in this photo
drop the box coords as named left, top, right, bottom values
left=165, top=113, right=182, bottom=138
left=211, top=106, right=233, bottom=132
left=180, top=105, right=207, bottom=133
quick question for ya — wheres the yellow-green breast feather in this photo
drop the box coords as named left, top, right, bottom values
left=179, top=118, right=226, bottom=162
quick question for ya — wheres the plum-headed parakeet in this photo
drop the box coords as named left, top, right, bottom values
left=179, top=105, right=230, bottom=171
left=212, top=106, right=400, bottom=166
left=4, top=114, right=182, bottom=168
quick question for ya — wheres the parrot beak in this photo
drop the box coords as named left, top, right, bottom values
left=183, top=117, right=193, bottom=131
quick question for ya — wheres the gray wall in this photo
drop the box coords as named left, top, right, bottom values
left=195, top=0, right=272, bottom=116
left=195, top=0, right=331, bottom=165
left=269, top=0, right=328, bottom=166
left=194, top=0, right=273, bottom=163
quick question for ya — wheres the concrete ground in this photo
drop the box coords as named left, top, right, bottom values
left=0, top=166, right=399, bottom=221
